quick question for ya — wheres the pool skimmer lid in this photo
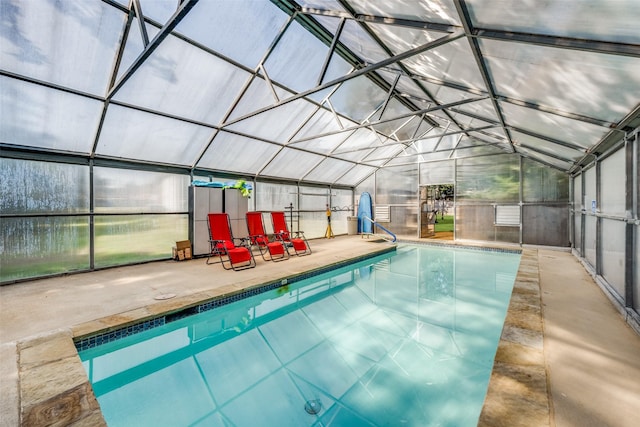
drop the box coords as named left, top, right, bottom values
left=154, top=293, right=176, bottom=300
left=304, top=399, right=322, bottom=414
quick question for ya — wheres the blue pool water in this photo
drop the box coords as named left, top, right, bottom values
left=79, top=244, right=521, bottom=427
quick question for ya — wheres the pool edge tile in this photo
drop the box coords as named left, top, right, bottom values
left=479, top=248, right=551, bottom=427
left=18, top=330, right=106, bottom=427
left=71, top=246, right=397, bottom=350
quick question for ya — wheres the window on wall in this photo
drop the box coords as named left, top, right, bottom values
left=600, top=149, right=626, bottom=217
left=376, top=164, right=418, bottom=205
left=93, top=167, right=190, bottom=268
left=522, top=158, right=569, bottom=202
left=1, top=158, right=90, bottom=214
left=253, top=182, right=352, bottom=239
left=254, top=182, right=298, bottom=212
left=572, top=174, right=583, bottom=252
left=419, top=160, right=454, bottom=185
left=299, top=185, right=329, bottom=212
left=94, top=167, right=189, bottom=213
left=456, top=154, right=520, bottom=203
left=0, top=158, right=90, bottom=282
left=584, top=166, right=597, bottom=215
left=330, top=188, right=353, bottom=235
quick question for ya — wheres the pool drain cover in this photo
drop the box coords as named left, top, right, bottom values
left=154, top=293, right=176, bottom=300
left=304, top=399, right=322, bottom=415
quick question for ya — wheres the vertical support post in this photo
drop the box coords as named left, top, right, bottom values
left=580, top=171, right=586, bottom=257
left=250, top=178, right=256, bottom=211
left=595, top=159, right=602, bottom=276
left=519, top=156, right=523, bottom=245
left=89, top=159, right=95, bottom=270
left=625, top=131, right=637, bottom=309
left=417, top=186, right=422, bottom=239
left=287, top=202, right=294, bottom=235
left=188, top=185, right=194, bottom=257
left=453, top=159, right=457, bottom=241
left=634, top=130, right=639, bottom=313
left=569, top=173, right=574, bottom=249
left=296, top=183, right=301, bottom=234
left=417, top=164, right=421, bottom=239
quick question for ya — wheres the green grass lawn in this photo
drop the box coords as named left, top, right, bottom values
left=434, top=214, right=454, bottom=232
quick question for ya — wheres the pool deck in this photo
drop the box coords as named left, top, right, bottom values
left=1, top=235, right=640, bottom=426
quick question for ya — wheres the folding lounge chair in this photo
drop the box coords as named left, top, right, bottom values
left=207, top=213, right=256, bottom=271
left=270, top=211, right=311, bottom=256
left=246, top=211, right=289, bottom=262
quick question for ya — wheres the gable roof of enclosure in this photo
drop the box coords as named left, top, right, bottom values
left=1, top=0, right=639, bottom=186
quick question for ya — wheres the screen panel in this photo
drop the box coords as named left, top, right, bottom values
left=94, top=168, right=189, bottom=213
left=94, top=214, right=188, bottom=268
left=0, top=216, right=89, bottom=282
left=0, top=158, right=89, bottom=214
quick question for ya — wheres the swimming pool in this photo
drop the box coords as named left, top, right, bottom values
left=78, top=244, right=521, bottom=426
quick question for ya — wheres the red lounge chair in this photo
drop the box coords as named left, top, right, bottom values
left=246, top=211, right=289, bottom=262
left=207, top=213, right=256, bottom=271
left=270, top=211, right=311, bottom=256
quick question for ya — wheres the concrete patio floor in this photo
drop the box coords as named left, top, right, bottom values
left=1, top=235, right=639, bottom=426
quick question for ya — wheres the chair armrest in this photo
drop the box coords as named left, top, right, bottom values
left=233, top=237, right=249, bottom=247
left=247, top=234, right=269, bottom=245
left=272, top=232, right=286, bottom=241
left=210, top=239, right=231, bottom=250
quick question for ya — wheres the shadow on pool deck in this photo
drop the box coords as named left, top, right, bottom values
left=2, top=235, right=639, bottom=426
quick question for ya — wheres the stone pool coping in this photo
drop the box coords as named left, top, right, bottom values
left=478, top=248, right=549, bottom=426
left=16, top=245, right=549, bottom=426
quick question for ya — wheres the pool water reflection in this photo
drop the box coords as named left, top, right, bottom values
left=79, top=244, right=521, bottom=427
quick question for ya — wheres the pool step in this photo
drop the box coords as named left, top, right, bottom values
left=361, top=233, right=396, bottom=243
left=373, top=259, right=391, bottom=272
